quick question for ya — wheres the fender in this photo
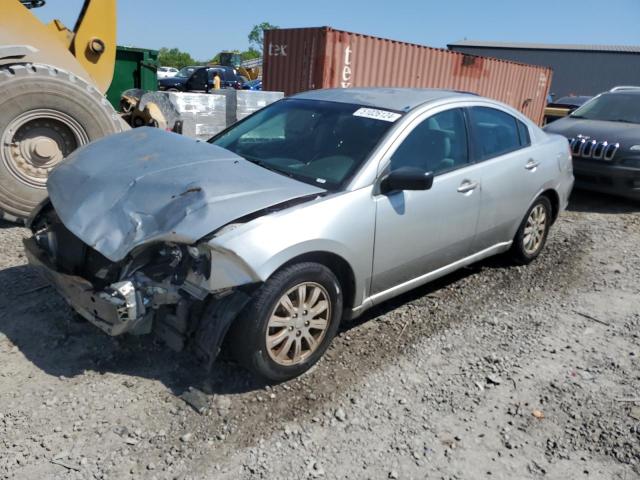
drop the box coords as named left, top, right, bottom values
left=192, top=289, right=253, bottom=368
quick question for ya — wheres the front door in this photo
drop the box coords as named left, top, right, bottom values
left=371, top=107, right=482, bottom=295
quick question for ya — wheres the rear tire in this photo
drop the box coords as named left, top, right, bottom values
left=227, top=262, right=343, bottom=383
left=510, top=196, right=552, bottom=265
left=0, top=64, right=125, bottom=222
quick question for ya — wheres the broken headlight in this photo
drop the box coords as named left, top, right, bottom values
left=123, top=243, right=211, bottom=285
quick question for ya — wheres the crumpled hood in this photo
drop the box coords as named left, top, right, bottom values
left=47, top=128, right=325, bottom=262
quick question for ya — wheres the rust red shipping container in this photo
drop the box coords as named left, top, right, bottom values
left=263, top=27, right=552, bottom=125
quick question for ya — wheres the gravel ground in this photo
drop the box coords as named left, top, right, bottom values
left=0, top=190, right=638, bottom=480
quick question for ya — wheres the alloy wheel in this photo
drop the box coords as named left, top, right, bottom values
left=265, top=282, right=331, bottom=366
left=523, top=204, right=547, bottom=255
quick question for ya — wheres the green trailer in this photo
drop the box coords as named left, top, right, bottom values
left=106, top=46, right=159, bottom=109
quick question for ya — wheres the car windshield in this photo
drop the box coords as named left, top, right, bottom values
left=210, top=99, right=400, bottom=190
left=175, top=67, right=197, bottom=78
left=570, top=93, right=640, bottom=123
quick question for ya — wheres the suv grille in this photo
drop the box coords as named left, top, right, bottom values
left=569, top=137, right=620, bottom=161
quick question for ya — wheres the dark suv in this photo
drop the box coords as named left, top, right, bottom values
left=544, top=87, right=640, bottom=200
left=157, top=66, right=243, bottom=92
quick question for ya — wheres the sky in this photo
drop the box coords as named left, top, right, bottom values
left=32, top=0, right=640, bottom=61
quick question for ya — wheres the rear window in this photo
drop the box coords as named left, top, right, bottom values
left=517, top=120, right=531, bottom=147
left=469, top=107, right=521, bottom=160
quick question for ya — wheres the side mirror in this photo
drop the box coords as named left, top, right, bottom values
left=380, top=167, right=434, bottom=194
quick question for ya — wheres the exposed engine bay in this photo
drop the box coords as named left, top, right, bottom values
left=25, top=203, right=251, bottom=365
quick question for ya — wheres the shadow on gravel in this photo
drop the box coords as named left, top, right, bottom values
left=0, top=229, right=548, bottom=406
left=345, top=266, right=480, bottom=331
left=201, top=260, right=504, bottom=396
left=0, top=207, right=590, bottom=453
left=0, top=262, right=271, bottom=398
left=0, top=255, right=497, bottom=399
left=568, top=189, right=639, bottom=214
left=1, top=206, right=586, bottom=413
left=0, top=219, right=20, bottom=229
left=0, top=264, right=210, bottom=396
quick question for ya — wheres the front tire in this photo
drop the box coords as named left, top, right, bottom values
left=227, top=262, right=343, bottom=382
left=510, top=196, right=552, bottom=264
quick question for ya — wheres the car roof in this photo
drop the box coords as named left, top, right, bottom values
left=292, top=88, right=477, bottom=112
left=608, top=90, right=640, bottom=96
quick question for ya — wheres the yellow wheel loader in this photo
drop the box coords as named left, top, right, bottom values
left=217, top=52, right=261, bottom=81
left=0, top=0, right=125, bottom=222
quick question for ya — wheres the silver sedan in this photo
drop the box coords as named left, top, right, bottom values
left=25, top=88, right=574, bottom=381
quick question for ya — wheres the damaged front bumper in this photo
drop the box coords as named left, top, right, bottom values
left=24, top=238, right=150, bottom=336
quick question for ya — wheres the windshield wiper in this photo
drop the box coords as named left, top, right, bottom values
left=241, top=155, right=297, bottom=179
left=569, top=114, right=585, bottom=119
left=610, top=118, right=638, bottom=124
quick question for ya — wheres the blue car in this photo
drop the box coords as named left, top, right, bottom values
left=242, top=79, right=262, bottom=91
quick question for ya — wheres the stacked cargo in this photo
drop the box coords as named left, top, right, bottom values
left=130, top=90, right=284, bottom=141
left=263, top=27, right=553, bottom=124
left=170, top=93, right=228, bottom=140
left=236, top=91, right=285, bottom=120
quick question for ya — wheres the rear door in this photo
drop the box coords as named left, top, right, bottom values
left=467, top=106, right=542, bottom=250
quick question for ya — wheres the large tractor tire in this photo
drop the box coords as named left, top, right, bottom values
left=0, top=63, right=126, bottom=222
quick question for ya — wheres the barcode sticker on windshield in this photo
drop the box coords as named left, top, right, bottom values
left=353, top=108, right=402, bottom=123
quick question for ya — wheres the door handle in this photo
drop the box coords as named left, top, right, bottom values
left=457, top=180, right=479, bottom=194
left=525, top=159, right=540, bottom=170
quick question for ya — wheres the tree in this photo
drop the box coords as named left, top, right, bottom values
left=158, top=47, right=197, bottom=69
left=241, top=48, right=261, bottom=61
left=248, top=22, right=278, bottom=53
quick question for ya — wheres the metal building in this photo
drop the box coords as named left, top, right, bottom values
left=448, top=41, right=640, bottom=98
